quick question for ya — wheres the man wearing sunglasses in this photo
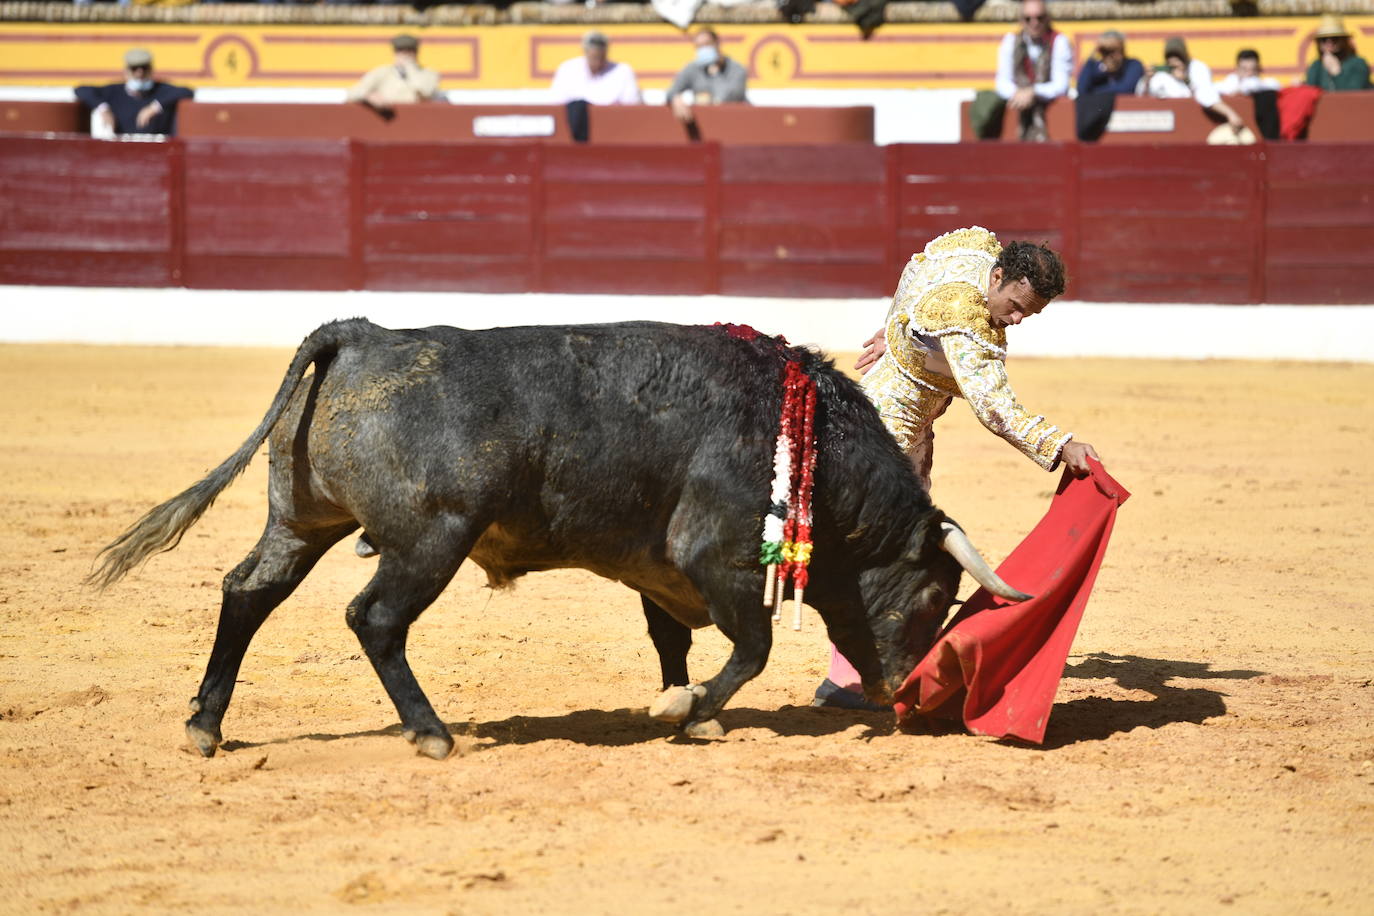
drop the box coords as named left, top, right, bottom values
left=993, top=0, right=1073, bottom=141
left=75, top=48, right=194, bottom=138
left=1304, top=14, right=1371, bottom=91
left=1077, top=30, right=1144, bottom=97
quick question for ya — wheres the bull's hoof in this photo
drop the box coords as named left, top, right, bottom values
left=683, top=718, right=725, bottom=739
left=414, top=733, right=454, bottom=760
left=185, top=720, right=221, bottom=758
left=649, top=685, right=707, bottom=724
left=401, top=729, right=417, bottom=744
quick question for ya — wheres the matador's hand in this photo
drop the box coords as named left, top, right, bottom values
left=1060, top=440, right=1102, bottom=477
left=854, top=327, right=887, bottom=376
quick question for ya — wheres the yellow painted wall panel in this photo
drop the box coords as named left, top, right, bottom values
left=1, top=19, right=1369, bottom=90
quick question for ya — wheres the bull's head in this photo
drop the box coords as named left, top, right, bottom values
left=850, top=519, right=1031, bottom=706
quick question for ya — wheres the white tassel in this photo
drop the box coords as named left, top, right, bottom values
left=772, top=567, right=786, bottom=620
left=792, top=587, right=804, bottom=631
left=762, top=563, right=776, bottom=611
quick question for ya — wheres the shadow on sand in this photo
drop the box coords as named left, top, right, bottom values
left=219, top=652, right=1261, bottom=754
left=1031, top=652, right=1265, bottom=749
left=219, top=703, right=889, bottom=754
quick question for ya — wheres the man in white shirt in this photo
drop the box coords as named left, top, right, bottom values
left=550, top=31, right=641, bottom=107
left=993, top=0, right=1073, bottom=141
left=1216, top=49, right=1281, bottom=96
left=1142, top=37, right=1246, bottom=135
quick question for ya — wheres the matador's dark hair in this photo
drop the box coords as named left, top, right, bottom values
left=995, top=241, right=1067, bottom=302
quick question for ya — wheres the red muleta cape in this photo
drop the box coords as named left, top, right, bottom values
left=892, top=459, right=1129, bottom=744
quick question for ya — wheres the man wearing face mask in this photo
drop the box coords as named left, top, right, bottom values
left=666, top=28, right=748, bottom=125
left=75, top=49, right=194, bottom=138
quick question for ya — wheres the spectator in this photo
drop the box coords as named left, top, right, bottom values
left=666, top=28, right=748, bottom=125
left=994, top=0, right=1073, bottom=141
left=1077, top=30, right=1145, bottom=97
left=1304, top=15, right=1371, bottom=92
left=1141, top=37, right=1247, bottom=135
left=74, top=48, right=193, bottom=138
left=345, top=34, right=443, bottom=113
left=550, top=31, right=641, bottom=106
left=1217, top=49, right=1281, bottom=96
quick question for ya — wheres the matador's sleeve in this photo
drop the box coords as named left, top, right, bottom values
left=914, top=283, right=1073, bottom=471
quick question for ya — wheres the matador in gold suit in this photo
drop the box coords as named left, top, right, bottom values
left=818, top=226, right=1098, bottom=708
left=860, top=226, right=1074, bottom=488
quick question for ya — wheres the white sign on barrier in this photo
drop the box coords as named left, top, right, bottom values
left=1106, top=109, right=1176, bottom=133
left=472, top=115, right=556, bottom=138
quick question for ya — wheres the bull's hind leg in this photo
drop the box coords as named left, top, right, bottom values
left=642, top=596, right=691, bottom=690
left=186, top=520, right=356, bottom=757
left=345, top=519, right=476, bottom=760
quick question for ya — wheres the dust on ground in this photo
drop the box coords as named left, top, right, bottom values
left=1, top=343, right=1371, bottom=914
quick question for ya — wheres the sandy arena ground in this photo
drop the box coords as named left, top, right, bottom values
left=1, top=342, right=1372, bottom=914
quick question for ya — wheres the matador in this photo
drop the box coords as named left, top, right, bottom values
left=816, top=226, right=1103, bottom=708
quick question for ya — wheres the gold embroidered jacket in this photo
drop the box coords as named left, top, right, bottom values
left=860, top=226, right=1073, bottom=486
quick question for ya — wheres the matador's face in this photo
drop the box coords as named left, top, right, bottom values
left=985, top=267, right=1050, bottom=329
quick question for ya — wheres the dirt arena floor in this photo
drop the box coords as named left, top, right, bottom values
left=2, top=341, right=1372, bottom=914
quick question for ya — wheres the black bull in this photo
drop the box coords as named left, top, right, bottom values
left=92, top=319, right=1012, bottom=760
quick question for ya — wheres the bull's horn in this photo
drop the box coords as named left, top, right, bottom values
left=939, top=521, right=1033, bottom=602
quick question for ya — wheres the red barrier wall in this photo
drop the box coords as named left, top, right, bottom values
left=176, top=102, right=874, bottom=146
left=0, top=136, right=173, bottom=287
left=1264, top=144, right=1374, bottom=304
left=3, top=136, right=1373, bottom=304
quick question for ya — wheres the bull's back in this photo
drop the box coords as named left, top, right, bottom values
left=298, top=321, right=782, bottom=566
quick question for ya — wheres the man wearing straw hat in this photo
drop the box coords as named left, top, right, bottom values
left=1305, top=14, right=1371, bottom=91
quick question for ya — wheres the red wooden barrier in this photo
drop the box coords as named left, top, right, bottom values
left=1264, top=143, right=1374, bottom=304
left=4, top=135, right=1374, bottom=304
left=1, top=101, right=87, bottom=135
left=719, top=144, right=890, bottom=298
left=361, top=143, right=539, bottom=293
left=963, top=96, right=1270, bottom=145
left=175, top=102, right=873, bottom=146
left=182, top=138, right=354, bottom=290
left=0, top=136, right=172, bottom=287
left=1076, top=145, right=1265, bottom=303
left=542, top=145, right=711, bottom=295
left=179, top=102, right=575, bottom=144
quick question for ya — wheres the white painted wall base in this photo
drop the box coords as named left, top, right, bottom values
left=3, top=286, right=1371, bottom=362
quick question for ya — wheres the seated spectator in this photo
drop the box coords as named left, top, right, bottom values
left=1216, top=49, right=1281, bottom=96
left=1077, top=30, right=1145, bottom=97
left=666, top=28, right=748, bottom=125
left=74, top=48, right=193, bottom=138
left=1305, top=15, right=1371, bottom=92
left=550, top=31, right=641, bottom=106
left=994, top=0, right=1072, bottom=141
left=1141, top=37, right=1247, bottom=135
left=346, top=34, right=443, bottom=113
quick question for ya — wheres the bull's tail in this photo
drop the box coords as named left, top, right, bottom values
left=86, top=318, right=374, bottom=590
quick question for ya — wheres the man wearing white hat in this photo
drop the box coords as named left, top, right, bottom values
left=1305, top=14, right=1371, bottom=91
left=74, top=48, right=194, bottom=137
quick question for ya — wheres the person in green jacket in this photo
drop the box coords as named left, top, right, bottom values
left=1305, top=14, right=1371, bottom=91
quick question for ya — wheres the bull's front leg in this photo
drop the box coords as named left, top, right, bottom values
left=649, top=597, right=772, bottom=738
